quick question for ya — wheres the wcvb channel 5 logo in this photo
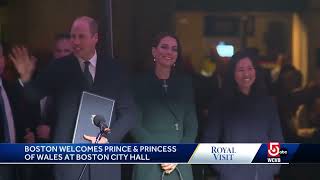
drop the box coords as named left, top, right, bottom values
left=267, top=142, right=288, bottom=163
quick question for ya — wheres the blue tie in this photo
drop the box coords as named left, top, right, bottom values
left=0, top=86, right=10, bottom=143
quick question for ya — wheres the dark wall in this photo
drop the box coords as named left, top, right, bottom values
left=112, top=0, right=176, bottom=72
left=176, top=0, right=307, bottom=11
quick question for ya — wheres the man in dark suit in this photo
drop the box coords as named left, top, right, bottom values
left=1, top=42, right=40, bottom=180
left=0, top=42, right=17, bottom=180
left=10, top=16, right=136, bottom=180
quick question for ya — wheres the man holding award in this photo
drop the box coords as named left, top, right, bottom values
left=9, top=16, right=137, bottom=180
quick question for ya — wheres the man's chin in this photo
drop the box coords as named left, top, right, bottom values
left=74, top=53, right=83, bottom=58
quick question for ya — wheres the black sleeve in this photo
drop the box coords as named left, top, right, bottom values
left=201, top=99, right=223, bottom=143
left=23, top=60, right=60, bottom=103
left=6, top=80, right=40, bottom=143
left=107, top=71, right=137, bottom=143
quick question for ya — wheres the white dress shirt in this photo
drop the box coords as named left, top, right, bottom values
left=77, top=51, right=97, bottom=81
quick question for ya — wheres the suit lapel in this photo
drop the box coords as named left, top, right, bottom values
left=92, top=53, right=114, bottom=94
left=68, top=55, right=91, bottom=91
left=66, top=53, right=114, bottom=95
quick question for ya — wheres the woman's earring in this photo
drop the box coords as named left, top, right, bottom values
left=153, top=58, right=156, bottom=62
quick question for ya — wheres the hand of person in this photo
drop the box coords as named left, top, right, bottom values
left=297, top=128, right=317, bottom=138
left=102, top=128, right=111, bottom=134
left=161, top=163, right=178, bottom=174
left=24, top=128, right=35, bottom=143
left=83, top=134, right=108, bottom=144
left=36, top=124, right=50, bottom=140
left=9, top=46, right=36, bottom=83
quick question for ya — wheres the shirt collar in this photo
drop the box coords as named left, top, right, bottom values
left=77, top=51, right=97, bottom=68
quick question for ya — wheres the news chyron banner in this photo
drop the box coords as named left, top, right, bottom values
left=0, top=143, right=318, bottom=164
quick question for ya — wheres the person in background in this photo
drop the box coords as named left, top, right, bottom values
left=131, top=32, right=198, bottom=180
left=0, top=42, right=40, bottom=180
left=37, top=33, right=73, bottom=143
left=52, top=33, right=73, bottom=59
left=202, top=49, right=284, bottom=180
left=0, top=42, right=18, bottom=180
left=275, top=65, right=303, bottom=142
left=271, top=52, right=290, bottom=83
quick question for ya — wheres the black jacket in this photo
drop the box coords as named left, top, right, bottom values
left=3, top=79, right=39, bottom=143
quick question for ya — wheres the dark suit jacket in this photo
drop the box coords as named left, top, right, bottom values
left=23, top=53, right=137, bottom=180
left=1, top=79, right=40, bottom=180
left=3, top=79, right=39, bottom=143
